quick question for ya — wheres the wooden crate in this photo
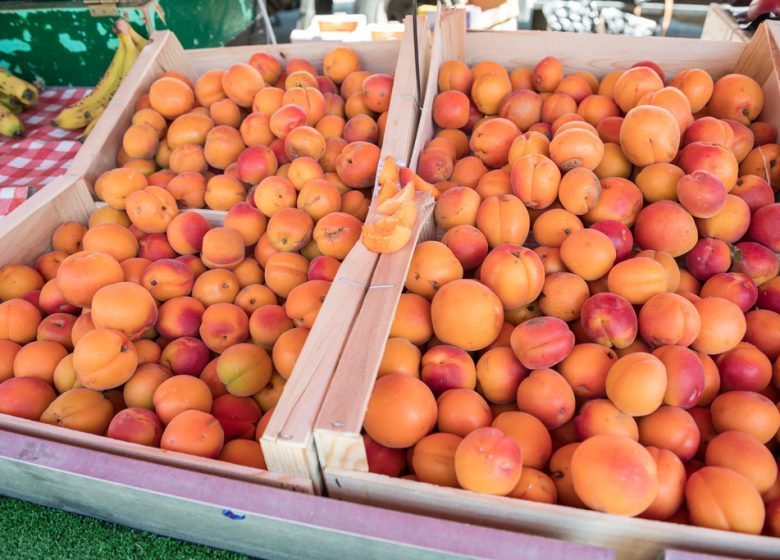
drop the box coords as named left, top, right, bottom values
left=701, top=4, right=751, bottom=43
left=0, top=427, right=616, bottom=560
left=314, top=9, right=780, bottom=559
left=0, top=15, right=431, bottom=494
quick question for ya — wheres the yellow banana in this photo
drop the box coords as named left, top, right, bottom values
left=0, top=68, right=38, bottom=107
left=120, top=30, right=140, bottom=76
left=51, top=34, right=127, bottom=130
left=128, top=25, right=149, bottom=50
left=0, top=92, right=23, bottom=114
left=79, top=106, right=104, bottom=142
left=0, top=104, right=24, bottom=137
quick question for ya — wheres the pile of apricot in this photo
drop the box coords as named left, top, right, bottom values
left=0, top=46, right=393, bottom=468
left=107, top=45, right=390, bottom=214
left=363, top=56, right=780, bottom=536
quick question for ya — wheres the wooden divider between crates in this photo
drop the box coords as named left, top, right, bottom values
left=313, top=8, right=780, bottom=559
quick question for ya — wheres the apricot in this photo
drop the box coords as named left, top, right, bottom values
left=200, top=227, right=245, bottom=271
left=271, top=326, right=308, bottom=378
left=51, top=222, right=87, bottom=255
left=194, top=69, right=225, bottom=107
left=701, top=272, right=757, bottom=313
left=541, top=93, right=577, bottom=124
left=471, top=72, right=512, bottom=115
left=686, top=466, right=765, bottom=534
left=476, top=195, right=530, bottom=248
left=336, top=141, right=380, bottom=189
left=538, top=272, right=589, bottom=322
left=619, top=106, right=680, bottom=166
left=40, top=388, right=114, bottom=435
left=613, top=66, right=664, bottom=112
left=203, top=125, right=246, bottom=170
left=705, top=431, right=777, bottom=494
left=606, top=352, right=667, bottom=417
left=667, top=68, right=713, bottom=112
left=410, top=432, right=460, bottom=488
left=433, top=388, right=490, bottom=438
left=639, top=447, right=686, bottom=521
left=264, top=252, right=308, bottom=299
left=690, top=297, right=745, bottom=355
left=638, top=292, right=700, bottom=349
left=322, top=47, right=360, bottom=84
left=558, top=343, right=616, bottom=399
left=160, top=409, right=224, bottom=458
left=434, top=187, right=480, bottom=231
left=571, top=433, right=658, bottom=516
left=474, top=346, right=526, bottom=405
left=750, top=203, right=780, bottom=252
left=549, top=443, right=586, bottom=507
left=732, top=242, right=779, bottom=286
left=378, top=337, right=421, bottom=379
left=679, top=142, right=739, bottom=192
left=123, top=363, right=171, bottom=410
left=676, top=170, right=727, bottom=219
left=633, top=201, right=697, bottom=258
left=550, top=128, right=605, bottom=172
left=191, top=269, right=240, bottom=307
left=575, top=398, right=638, bottom=441
left=743, top=309, right=780, bottom=361
left=0, top=376, right=56, bottom=420
left=580, top=292, right=638, bottom=349
left=559, top=228, right=616, bottom=281
left=479, top=244, right=544, bottom=311
left=637, top=405, right=700, bottom=462
left=431, top=279, right=503, bottom=351
left=510, top=153, right=561, bottom=209
left=731, top=175, right=774, bottom=213
left=138, top=233, right=175, bottom=261
left=607, top=257, right=667, bottom=305
left=493, top=411, right=551, bottom=469
left=149, top=77, right=195, bottom=119
left=389, top=293, right=432, bottom=346
left=55, top=251, right=123, bottom=308
left=312, top=212, right=361, bottom=260
left=199, top=302, right=249, bottom=354
left=91, top=282, right=158, bottom=340
left=364, top=374, right=437, bottom=449
left=105, top=408, right=162, bottom=447
left=710, top=390, right=780, bottom=444
left=454, top=427, right=523, bottom=495
left=708, top=74, right=764, bottom=125
left=716, top=341, right=772, bottom=393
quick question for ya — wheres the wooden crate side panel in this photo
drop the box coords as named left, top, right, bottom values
left=0, top=176, right=95, bottom=267
left=70, top=31, right=196, bottom=191
left=463, top=29, right=744, bottom=78
left=314, top=193, right=435, bottom=471
left=325, top=468, right=779, bottom=560
left=0, top=413, right=312, bottom=493
left=701, top=4, right=750, bottom=42
left=186, top=40, right=401, bottom=76
left=0, top=430, right=615, bottom=560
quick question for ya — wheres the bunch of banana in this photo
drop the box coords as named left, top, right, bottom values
left=0, top=68, right=39, bottom=137
left=53, top=19, right=147, bottom=137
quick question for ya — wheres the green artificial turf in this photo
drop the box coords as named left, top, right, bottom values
left=0, top=496, right=254, bottom=559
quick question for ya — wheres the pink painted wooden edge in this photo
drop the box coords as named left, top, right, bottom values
left=2, top=429, right=614, bottom=559
left=664, top=550, right=745, bottom=560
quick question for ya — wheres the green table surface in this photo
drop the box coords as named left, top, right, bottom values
left=0, top=495, right=255, bottom=559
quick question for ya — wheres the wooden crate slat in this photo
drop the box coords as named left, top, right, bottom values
left=324, top=468, right=778, bottom=560
left=315, top=8, right=780, bottom=558
left=0, top=429, right=615, bottom=560
left=186, top=40, right=401, bottom=76
left=262, top=15, right=432, bottom=491
left=314, top=192, right=435, bottom=472
left=0, top=176, right=95, bottom=267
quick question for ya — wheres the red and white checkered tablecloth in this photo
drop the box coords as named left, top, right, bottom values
left=0, top=87, right=91, bottom=217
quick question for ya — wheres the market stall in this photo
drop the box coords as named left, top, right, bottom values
left=0, top=2, right=778, bottom=559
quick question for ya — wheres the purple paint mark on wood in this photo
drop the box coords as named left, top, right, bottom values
left=0, top=430, right=615, bottom=560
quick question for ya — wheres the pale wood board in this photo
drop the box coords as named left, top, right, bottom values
left=262, top=15, right=432, bottom=491
left=0, top=411, right=311, bottom=493
left=0, top=429, right=616, bottom=560
left=324, top=468, right=777, bottom=560
left=701, top=4, right=751, bottom=43
left=316, top=8, right=780, bottom=558
left=0, top=176, right=95, bottom=267
left=314, top=192, right=435, bottom=471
